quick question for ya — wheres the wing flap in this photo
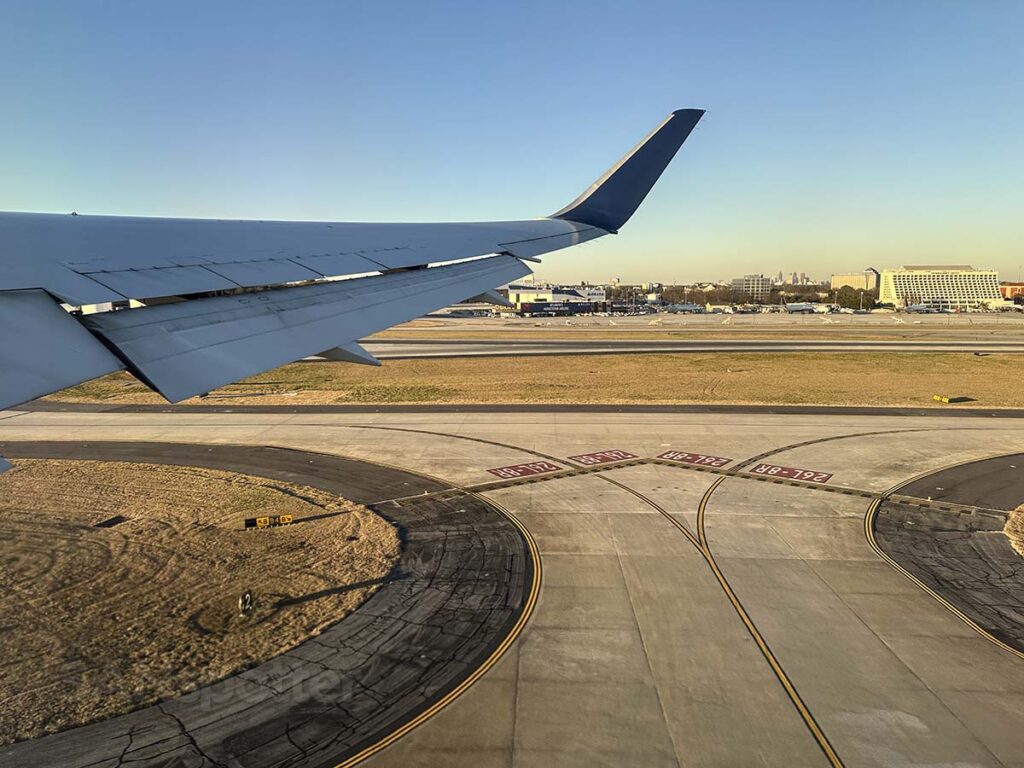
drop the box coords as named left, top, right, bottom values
left=204, top=259, right=322, bottom=285
left=0, top=290, right=125, bottom=411
left=86, top=265, right=240, bottom=297
left=292, top=253, right=385, bottom=276
left=82, top=255, right=529, bottom=402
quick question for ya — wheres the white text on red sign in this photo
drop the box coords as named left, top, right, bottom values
left=567, top=450, right=639, bottom=466
left=657, top=451, right=732, bottom=468
left=487, top=461, right=563, bottom=479
left=749, top=463, right=833, bottom=483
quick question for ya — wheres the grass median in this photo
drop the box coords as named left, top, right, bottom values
left=49, top=351, right=1024, bottom=408
left=0, top=459, right=398, bottom=744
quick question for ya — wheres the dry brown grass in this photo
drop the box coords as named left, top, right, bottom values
left=49, top=352, right=1024, bottom=408
left=0, top=460, right=399, bottom=745
left=1005, top=505, right=1024, bottom=558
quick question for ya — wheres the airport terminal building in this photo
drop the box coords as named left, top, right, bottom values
left=878, top=265, right=1004, bottom=310
left=505, top=283, right=608, bottom=315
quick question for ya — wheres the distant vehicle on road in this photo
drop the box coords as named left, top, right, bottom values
left=665, top=303, right=705, bottom=314
left=783, top=302, right=829, bottom=314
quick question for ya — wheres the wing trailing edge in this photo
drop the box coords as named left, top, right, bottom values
left=81, top=255, right=529, bottom=403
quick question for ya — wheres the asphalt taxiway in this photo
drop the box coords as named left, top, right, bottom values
left=2, top=406, right=1023, bottom=767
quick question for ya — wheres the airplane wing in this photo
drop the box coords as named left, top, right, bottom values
left=0, top=108, right=704, bottom=447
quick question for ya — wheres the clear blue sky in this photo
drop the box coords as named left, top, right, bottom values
left=2, top=1, right=1022, bottom=283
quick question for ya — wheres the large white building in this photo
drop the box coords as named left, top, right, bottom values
left=506, top=283, right=606, bottom=310
left=507, top=284, right=606, bottom=304
left=878, top=265, right=1003, bottom=310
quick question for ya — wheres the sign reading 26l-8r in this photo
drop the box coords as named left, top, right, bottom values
left=657, top=451, right=732, bottom=468
left=749, top=463, right=832, bottom=483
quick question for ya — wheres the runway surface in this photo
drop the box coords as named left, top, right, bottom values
left=23, top=399, right=1024, bottom=418
left=2, top=407, right=1024, bottom=766
left=360, top=338, right=1024, bottom=359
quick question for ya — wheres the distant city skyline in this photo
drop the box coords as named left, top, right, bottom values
left=526, top=272, right=830, bottom=287
left=526, top=261, right=1024, bottom=288
left=2, top=2, right=1022, bottom=282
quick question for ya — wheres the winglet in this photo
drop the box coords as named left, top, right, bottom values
left=552, top=109, right=704, bottom=233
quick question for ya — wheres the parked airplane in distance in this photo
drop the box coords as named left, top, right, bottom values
left=783, top=302, right=829, bottom=314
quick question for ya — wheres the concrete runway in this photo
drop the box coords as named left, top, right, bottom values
left=360, top=338, right=1024, bottom=359
left=2, top=407, right=1024, bottom=766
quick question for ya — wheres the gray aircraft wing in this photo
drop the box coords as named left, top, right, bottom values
left=0, top=108, right=704, bottom=466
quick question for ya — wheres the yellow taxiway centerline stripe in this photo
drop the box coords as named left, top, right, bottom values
left=864, top=466, right=1024, bottom=662
left=334, top=491, right=541, bottom=768
left=603, top=471, right=844, bottom=767
left=692, top=478, right=845, bottom=767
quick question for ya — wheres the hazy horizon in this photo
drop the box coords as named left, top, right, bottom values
left=2, top=1, right=1022, bottom=283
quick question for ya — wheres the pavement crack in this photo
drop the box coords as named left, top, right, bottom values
left=283, top=722, right=309, bottom=762
left=156, top=704, right=229, bottom=768
left=113, top=727, right=136, bottom=768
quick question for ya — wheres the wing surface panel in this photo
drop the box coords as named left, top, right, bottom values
left=291, top=253, right=386, bottom=276
left=0, top=214, right=589, bottom=304
left=86, top=265, right=241, bottom=298
left=83, top=255, right=529, bottom=402
left=204, top=259, right=322, bottom=286
left=497, top=225, right=605, bottom=259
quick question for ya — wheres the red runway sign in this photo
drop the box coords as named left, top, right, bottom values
left=567, top=449, right=639, bottom=466
left=749, top=463, right=833, bottom=483
left=657, top=450, right=732, bottom=468
left=487, top=461, right=563, bottom=479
